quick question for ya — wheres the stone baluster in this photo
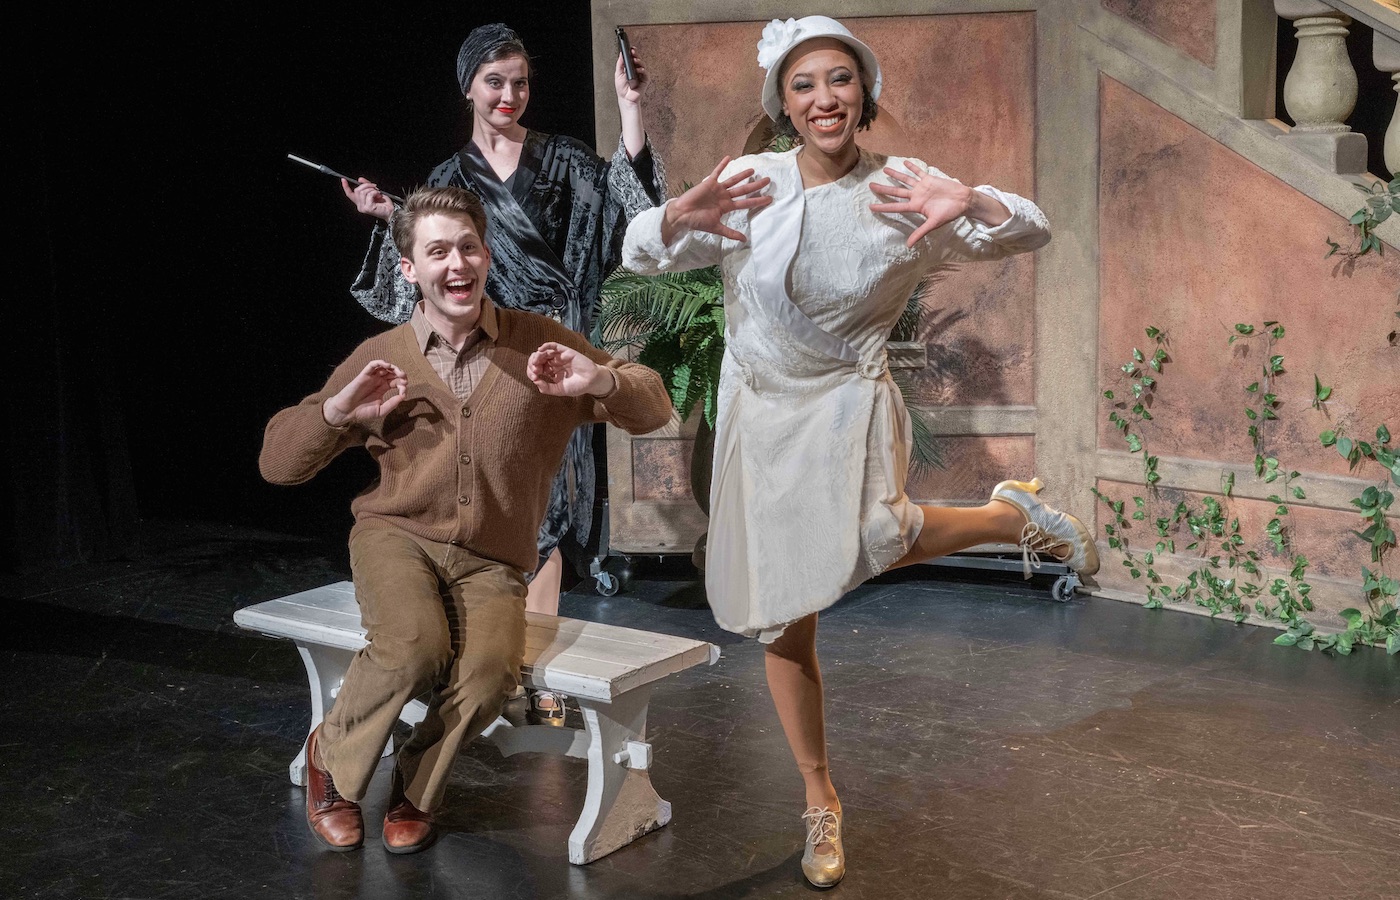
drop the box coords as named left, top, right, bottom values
left=1274, top=1, right=1367, bottom=174
left=1376, top=31, right=1399, bottom=177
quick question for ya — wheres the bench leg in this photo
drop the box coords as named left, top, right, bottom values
left=287, top=643, right=396, bottom=786
left=568, top=686, right=672, bottom=865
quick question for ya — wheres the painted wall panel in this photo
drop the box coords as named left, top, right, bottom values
left=1102, top=0, right=1217, bottom=66
left=1098, top=76, right=1399, bottom=480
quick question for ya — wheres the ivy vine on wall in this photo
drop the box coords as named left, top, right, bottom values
left=1094, top=324, right=1398, bottom=655
left=1325, top=175, right=1399, bottom=261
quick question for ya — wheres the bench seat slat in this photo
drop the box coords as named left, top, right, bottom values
left=237, top=582, right=717, bottom=701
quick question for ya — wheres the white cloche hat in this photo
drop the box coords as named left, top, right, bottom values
left=757, top=16, right=883, bottom=122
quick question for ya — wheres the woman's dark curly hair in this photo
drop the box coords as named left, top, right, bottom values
left=770, top=44, right=879, bottom=141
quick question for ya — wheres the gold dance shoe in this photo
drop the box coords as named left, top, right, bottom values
left=801, top=805, right=845, bottom=888
left=991, top=477, right=1100, bottom=577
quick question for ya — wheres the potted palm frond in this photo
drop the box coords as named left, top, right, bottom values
left=594, top=266, right=727, bottom=520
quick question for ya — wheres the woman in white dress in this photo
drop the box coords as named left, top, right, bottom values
left=622, top=16, right=1098, bottom=887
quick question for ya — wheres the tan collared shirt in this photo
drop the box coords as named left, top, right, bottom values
left=409, top=298, right=500, bottom=400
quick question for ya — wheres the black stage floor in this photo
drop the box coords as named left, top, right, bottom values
left=3, top=522, right=1396, bottom=899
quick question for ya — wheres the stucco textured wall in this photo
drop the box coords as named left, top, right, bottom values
left=1102, top=0, right=1217, bottom=66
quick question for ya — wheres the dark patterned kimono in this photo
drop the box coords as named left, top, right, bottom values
left=352, top=132, right=666, bottom=565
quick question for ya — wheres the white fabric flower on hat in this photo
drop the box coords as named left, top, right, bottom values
left=757, top=18, right=802, bottom=70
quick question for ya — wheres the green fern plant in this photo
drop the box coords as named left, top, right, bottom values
left=595, top=266, right=727, bottom=427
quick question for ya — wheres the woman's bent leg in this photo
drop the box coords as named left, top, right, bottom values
left=890, top=502, right=1024, bottom=569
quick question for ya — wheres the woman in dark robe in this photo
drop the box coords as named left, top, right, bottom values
left=342, top=23, right=666, bottom=722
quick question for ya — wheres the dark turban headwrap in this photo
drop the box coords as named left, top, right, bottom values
left=457, top=23, right=529, bottom=96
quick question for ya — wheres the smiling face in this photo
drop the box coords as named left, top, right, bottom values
left=400, top=212, right=492, bottom=336
left=780, top=38, right=865, bottom=159
left=466, top=53, right=530, bottom=131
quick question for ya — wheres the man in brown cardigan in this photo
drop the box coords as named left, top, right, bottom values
left=259, top=186, right=672, bottom=854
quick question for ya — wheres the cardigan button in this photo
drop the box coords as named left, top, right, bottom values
left=459, top=454, right=471, bottom=465
left=458, top=495, right=471, bottom=505
left=461, top=404, right=471, bottom=418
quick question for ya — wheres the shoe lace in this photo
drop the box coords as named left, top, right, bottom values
left=323, top=775, right=345, bottom=803
left=802, top=806, right=840, bottom=849
left=1017, top=522, right=1067, bottom=578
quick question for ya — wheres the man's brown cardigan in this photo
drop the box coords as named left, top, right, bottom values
left=259, top=307, right=672, bottom=572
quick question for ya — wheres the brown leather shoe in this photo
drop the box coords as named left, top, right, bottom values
left=383, top=767, right=436, bottom=854
left=305, top=726, right=363, bottom=851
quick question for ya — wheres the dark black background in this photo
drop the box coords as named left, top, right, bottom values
left=12, top=3, right=599, bottom=568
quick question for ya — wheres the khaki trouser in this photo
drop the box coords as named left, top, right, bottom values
left=319, top=520, right=527, bottom=812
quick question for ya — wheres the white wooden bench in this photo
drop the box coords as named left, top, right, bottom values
left=234, top=581, right=719, bottom=864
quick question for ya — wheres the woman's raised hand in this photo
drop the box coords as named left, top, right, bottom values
left=662, top=157, right=772, bottom=244
left=869, top=160, right=976, bottom=247
left=341, top=177, right=395, bottom=222
left=614, top=46, right=648, bottom=104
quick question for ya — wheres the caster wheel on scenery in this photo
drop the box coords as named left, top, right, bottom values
left=1051, top=575, right=1078, bottom=603
left=612, top=561, right=633, bottom=593
left=594, top=571, right=622, bottom=597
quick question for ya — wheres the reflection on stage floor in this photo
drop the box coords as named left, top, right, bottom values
left=2, top=521, right=1396, bottom=900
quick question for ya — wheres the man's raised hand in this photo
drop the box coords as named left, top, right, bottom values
left=323, top=360, right=407, bottom=427
left=527, top=343, right=615, bottom=398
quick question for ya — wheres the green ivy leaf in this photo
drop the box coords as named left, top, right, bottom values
left=1235, top=324, right=1254, bottom=335
left=1103, top=390, right=1114, bottom=400
left=1378, top=424, right=1392, bottom=445
left=1320, top=430, right=1337, bottom=447
left=1274, top=632, right=1298, bottom=646
left=1338, top=437, right=1354, bottom=459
